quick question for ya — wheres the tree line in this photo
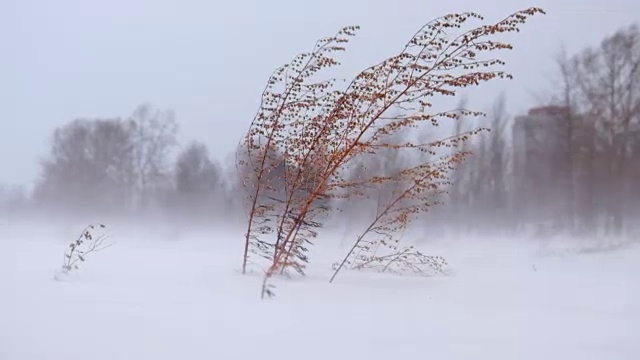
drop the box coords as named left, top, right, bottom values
left=13, top=103, right=231, bottom=224
left=2, top=22, right=638, bottom=240
left=440, top=24, right=640, bottom=239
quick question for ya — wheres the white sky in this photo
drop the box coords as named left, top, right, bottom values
left=2, top=0, right=639, bottom=187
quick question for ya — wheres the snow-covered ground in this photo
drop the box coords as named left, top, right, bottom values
left=2, top=220, right=639, bottom=360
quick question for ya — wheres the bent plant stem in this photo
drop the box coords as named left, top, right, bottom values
left=265, top=70, right=424, bottom=292
left=58, top=223, right=111, bottom=278
left=243, top=33, right=351, bottom=273
left=329, top=160, right=454, bottom=283
left=65, top=235, right=113, bottom=271
left=271, top=77, right=477, bottom=290
left=279, top=218, right=304, bottom=275
left=353, top=252, right=401, bottom=270
left=329, top=219, right=379, bottom=283
left=61, top=224, right=92, bottom=272
left=240, top=107, right=289, bottom=274
left=380, top=248, right=411, bottom=273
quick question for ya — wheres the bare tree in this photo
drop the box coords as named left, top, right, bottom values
left=444, top=96, right=467, bottom=233
left=176, top=141, right=220, bottom=195
left=486, top=93, right=509, bottom=231
left=35, top=119, right=135, bottom=215
left=572, top=24, right=640, bottom=236
left=452, top=93, right=510, bottom=234
left=174, top=141, right=224, bottom=220
left=547, top=48, right=601, bottom=234
left=129, top=103, right=179, bottom=211
left=521, top=25, right=640, bottom=238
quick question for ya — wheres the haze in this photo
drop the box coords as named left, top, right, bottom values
left=2, top=2, right=640, bottom=359
left=2, top=0, right=638, bottom=186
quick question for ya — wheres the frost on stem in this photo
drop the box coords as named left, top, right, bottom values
left=237, top=7, right=545, bottom=298
left=55, top=223, right=112, bottom=280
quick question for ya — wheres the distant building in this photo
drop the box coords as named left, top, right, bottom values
left=512, top=106, right=571, bottom=229
left=511, top=105, right=640, bottom=234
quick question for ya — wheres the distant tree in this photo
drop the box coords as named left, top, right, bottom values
left=341, top=126, right=411, bottom=224
left=34, top=118, right=135, bottom=214
left=547, top=48, right=593, bottom=234
left=129, top=103, right=178, bottom=211
left=428, top=96, right=508, bottom=236
left=484, top=93, right=510, bottom=232
left=564, top=24, right=640, bottom=236
left=175, top=141, right=220, bottom=196
left=172, top=141, right=224, bottom=220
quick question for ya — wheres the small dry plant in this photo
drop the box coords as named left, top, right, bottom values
left=236, top=7, right=545, bottom=298
left=330, top=153, right=467, bottom=281
left=346, top=246, right=448, bottom=276
left=54, top=223, right=112, bottom=280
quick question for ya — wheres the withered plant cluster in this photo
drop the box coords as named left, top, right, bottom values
left=54, top=223, right=112, bottom=280
left=236, top=8, right=544, bottom=298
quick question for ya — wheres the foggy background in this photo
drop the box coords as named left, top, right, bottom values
left=2, top=0, right=640, bottom=241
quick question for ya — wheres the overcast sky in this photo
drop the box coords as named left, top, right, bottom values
left=2, top=0, right=639, bottom=187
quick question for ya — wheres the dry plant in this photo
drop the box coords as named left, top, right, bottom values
left=330, top=151, right=472, bottom=282
left=348, top=246, right=449, bottom=276
left=54, top=223, right=112, bottom=280
left=237, top=7, right=545, bottom=298
left=236, top=26, right=359, bottom=278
